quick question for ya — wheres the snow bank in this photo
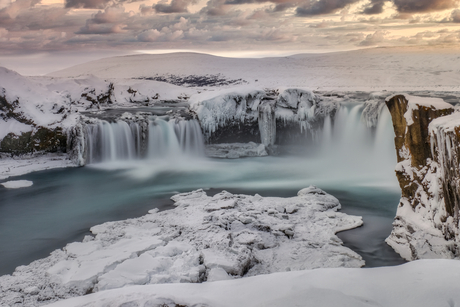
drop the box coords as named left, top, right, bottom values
left=0, top=180, right=33, bottom=189
left=44, top=259, right=460, bottom=307
left=0, top=187, right=363, bottom=307
left=0, top=154, right=76, bottom=180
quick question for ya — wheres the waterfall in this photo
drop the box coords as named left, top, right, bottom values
left=86, top=121, right=140, bottom=163
left=258, top=103, right=276, bottom=146
left=146, top=119, right=205, bottom=159
left=86, top=118, right=204, bottom=163
left=313, top=103, right=396, bottom=185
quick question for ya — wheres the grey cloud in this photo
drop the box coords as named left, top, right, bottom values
left=392, top=0, right=459, bottom=13
left=296, top=0, right=359, bottom=16
left=76, top=6, right=129, bottom=34
left=224, top=0, right=254, bottom=4
left=155, top=0, right=196, bottom=13
left=77, top=23, right=125, bottom=34
left=358, top=30, right=386, bottom=46
left=451, top=9, right=460, bottom=22
left=361, top=0, right=385, bottom=14
left=273, top=2, right=297, bottom=12
left=91, top=6, right=127, bottom=23
left=65, top=0, right=109, bottom=9
left=0, top=0, right=40, bottom=25
left=139, top=4, right=155, bottom=15
left=201, top=0, right=229, bottom=16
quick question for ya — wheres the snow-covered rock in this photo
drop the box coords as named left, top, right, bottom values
left=0, top=187, right=363, bottom=307
left=385, top=94, right=459, bottom=260
left=205, top=142, right=268, bottom=159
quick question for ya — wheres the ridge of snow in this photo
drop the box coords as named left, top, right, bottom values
left=44, top=259, right=460, bottom=307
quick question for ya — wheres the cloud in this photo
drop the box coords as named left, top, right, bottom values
left=361, top=0, right=385, bottom=14
left=139, top=4, right=155, bottom=15
left=77, top=23, right=126, bottom=34
left=359, top=29, right=387, bottom=45
left=0, top=0, right=40, bottom=24
left=451, top=9, right=460, bottom=22
left=91, top=6, right=128, bottom=23
left=392, top=0, right=460, bottom=13
left=76, top=6, right=130, bottom=34
left=154, top=0, right=197, bottom=13
left=200, top=0, right=230, bottom=16
left=65, top=0, right=109, bottom=9
left=296, top=0, right=360, bottom=16
left=137, top=19, right=187, bottom=41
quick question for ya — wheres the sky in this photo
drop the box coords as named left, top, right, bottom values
left=1, top=0, right=460, bottom=74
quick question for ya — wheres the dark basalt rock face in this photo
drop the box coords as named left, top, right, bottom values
left=384, top=94, right=460, bottom=260
left=206, top=121, right=261, bottom=144
left=0, top=127, right=67, bottom=155
left=386, top=94, right=454, bottom=203
left=386, top=94, right=453, bottom=168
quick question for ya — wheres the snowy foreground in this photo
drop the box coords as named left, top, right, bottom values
left=0, top=187, right=364, bottom=307
left=45, top=259, right=460, bottom=307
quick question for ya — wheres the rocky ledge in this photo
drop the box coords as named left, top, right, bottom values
left=384, top=94, right=460, bottom=260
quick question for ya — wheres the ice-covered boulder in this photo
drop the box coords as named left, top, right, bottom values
left=384, top=94, right=460, bottom=260
left=205, top=142, right=268, bottom=159
left=0, top=187, right=363, bottom=307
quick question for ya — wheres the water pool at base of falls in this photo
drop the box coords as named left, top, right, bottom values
left=0, top=154, right=403, bottom=276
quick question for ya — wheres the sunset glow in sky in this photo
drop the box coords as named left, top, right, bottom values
left=1, top=0, right=460, bottom=74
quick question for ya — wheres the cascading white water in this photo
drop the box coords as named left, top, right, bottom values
left=86, top=118, right=205, bottom=163
left=86, top=120, right=140, bottom=163
left=313, top=103, right=396, bottom=186
left=174, top=119, right=206, bottom=157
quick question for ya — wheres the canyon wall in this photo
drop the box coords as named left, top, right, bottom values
left=385, top=94, right=460, bottom=260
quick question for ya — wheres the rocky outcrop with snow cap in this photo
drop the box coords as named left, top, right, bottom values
left=384, top=94, right=460, bottom=260
left=0, top=68, right=77, bottom=155
left=0, top=187, right=363, bottom=307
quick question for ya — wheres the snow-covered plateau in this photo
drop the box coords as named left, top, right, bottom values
left=2, top=47, right=460, bottom=306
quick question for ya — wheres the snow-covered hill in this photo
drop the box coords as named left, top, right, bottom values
left=48, top=46, right=460, bottom=92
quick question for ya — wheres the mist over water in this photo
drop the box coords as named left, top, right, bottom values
left=0, top=103, right=403, bottom=275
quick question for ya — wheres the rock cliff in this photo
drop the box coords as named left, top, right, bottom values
left=385, top=94, right=460, bottom=260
